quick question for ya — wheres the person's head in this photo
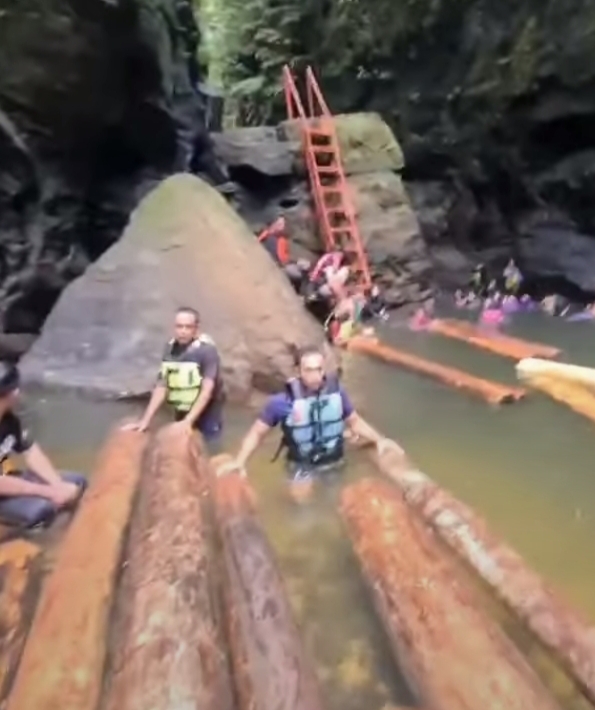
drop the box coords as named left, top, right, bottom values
left=174, top=307, right=200, bottom=345
left=507, top=258, right=515, bottom=267
left=0, top=362, right=20, bottom=409
left=295, top=346, right=326, bottom=392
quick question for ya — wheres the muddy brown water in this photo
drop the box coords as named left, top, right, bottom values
left=13, top=309, right=595, bottom=709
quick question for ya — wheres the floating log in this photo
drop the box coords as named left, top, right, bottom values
left=5, top=427, right=145, bottom=710
left=374, top=445, right=595, bottom=705
left=103, top=427, right=234, bottom=710
left=341, top=478, right=561, bottom=710
left=211, top=453, right=324, bottom=710
left=0, top=540, right=41, bottom=705
left=517, top=357, right=595, bottom=386
left=521, top=373, right=595, bottom=424
left=430, top=318, right=560, bottom=359
left=345, top=336, right=525, bottom=404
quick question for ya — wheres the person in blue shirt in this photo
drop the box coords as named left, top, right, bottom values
left=218, top=346, right=399, bottom=501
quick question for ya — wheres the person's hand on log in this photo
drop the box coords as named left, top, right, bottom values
left=47, top=480, right=81, bottom=508
left=215, top=459, right=247, bottom=478
left=120, top=420, right=148, bottom=432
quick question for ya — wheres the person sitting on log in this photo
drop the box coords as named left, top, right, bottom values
left=0, top=362, right=86, bottom=529
left=217, top=346, right=399, bottom=502
left=123, top=307, right=224, bottom=449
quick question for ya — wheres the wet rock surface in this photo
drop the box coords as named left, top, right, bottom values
left=20, top=175, right=331, bottom=399
left=221, top=113, right=432, bottom=307
left=0, top=0, right=225, bottom=337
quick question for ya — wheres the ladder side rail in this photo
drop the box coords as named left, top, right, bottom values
left=305, top=66, right=332, bottom=117
left=282, top=65, right=307, bottom=120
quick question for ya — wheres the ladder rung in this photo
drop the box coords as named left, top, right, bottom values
left=321, top=187, right=341, bottom=194
left=316, top=167, right=338, bottom=175
left=312, top=148, right=334, bottom=155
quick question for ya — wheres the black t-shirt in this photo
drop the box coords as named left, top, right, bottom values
left=159, top=337, right=224, bottom=434
left=0, top=411, right=33, bottom=475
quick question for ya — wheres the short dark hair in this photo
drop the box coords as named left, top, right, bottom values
left=290, top=345, right=323, bottom=366
left=176, top=306, right=200, bottom=323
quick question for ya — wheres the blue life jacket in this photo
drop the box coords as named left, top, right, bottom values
left=280, top=375, right=345, bottom=466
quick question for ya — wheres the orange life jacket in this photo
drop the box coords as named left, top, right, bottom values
left=258, top=217, right=290, bottom=265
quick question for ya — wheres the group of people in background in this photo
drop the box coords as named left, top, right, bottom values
left=409, top=255, right=595, bottom=331
left=256, top=216, right=388, bottom=343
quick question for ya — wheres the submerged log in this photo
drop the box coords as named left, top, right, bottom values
left=0, top=540, right=41, bottom=705
left=211, top=454, right=324, bottom=710
left=374, top=445, right=595, bottom=705
left=430, top=319, right=560, bottom=360
left=103, top=426, right=233, bottom=710
left=341, top=478, right=561, bottom=710
left=345, top=336, right=525, bottom=404
left=5, top=427, right=145, bottom=710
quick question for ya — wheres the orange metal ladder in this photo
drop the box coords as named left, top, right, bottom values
left=282, top=65, right=372, bottom=291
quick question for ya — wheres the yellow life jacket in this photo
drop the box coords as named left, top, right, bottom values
left=160, top=334, right=215, bottom=413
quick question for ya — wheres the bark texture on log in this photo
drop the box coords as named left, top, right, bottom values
left=0, top=540, right=41, bottom=706
left=341, top=478, right=561, bottom=710
left=212, top=454, right=324, bottom=710
left=5, top=427, right=145, bottom=710
left=102, top=426, right=234, bottom=710
left=430, top=319, right=560, bottom=360
left=345, top=336, right=525, bottom=404
left=374, top=445, right=595, bottom=706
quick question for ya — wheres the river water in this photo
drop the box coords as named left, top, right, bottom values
left=17, top=310, right=595, bottom=710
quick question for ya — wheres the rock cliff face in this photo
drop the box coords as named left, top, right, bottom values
left=333, top=0, right=595, bottom=296
left=20, top=175, right=333, bottom=400
left=0, top=0, right=225, bottom=337
left=214, top=113, right=433, bottom=306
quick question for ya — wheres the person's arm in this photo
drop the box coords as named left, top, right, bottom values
left=345, top=411, right=384, bottom=446
left=339, top=388, right=400, bottom=450
left=235, top=420, right=272, bottom=470
left=218, top=395, right=283, bottom=476
left=138, top=383, right=167, bottom=429
left=0, top=474, right=57, bottom=498
left=183, top=346, right=219, bottom=427
left=23, top=443, right=62, bottom=486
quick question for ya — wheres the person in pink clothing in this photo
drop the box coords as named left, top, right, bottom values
left=409, top=298, right=435, bottom=330
left=309, top=251, right=343, bottom=283
left=479, top=296, right=505, bottom=328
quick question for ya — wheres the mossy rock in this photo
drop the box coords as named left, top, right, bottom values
left=280, top=112, right=404, bottom=175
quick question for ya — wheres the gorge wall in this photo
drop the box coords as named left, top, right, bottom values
left=216, top=0, right=595, bottom=298
left=0, top=0, right=226, bottom=338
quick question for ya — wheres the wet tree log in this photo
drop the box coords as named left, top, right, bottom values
left=211, top=454, right=324, bottom=710
left=5, top=428, right=145, bottom=710
left=430, top=319, right=560, bottom=360
left=345, top=336, right=526, bottom=404
left=341, top=478, right=561, bottom=710
left=102, top=426, right=234, bottom=710
left=0, top=540, right=41, bottom=706
left=374, top=445, right=595, bottom=705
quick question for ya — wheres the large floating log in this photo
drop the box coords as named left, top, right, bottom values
left=211, top=453, right=324, bottom=710
left=5, top=427, right=145, bottom=710
left=517, top=359, right=595, bottom=424
left=345, top=336, right=525, bottom=404
left=341, top=478, right=561, bottom=710
left=374, top=445, right=595, bottom=705
left=103, top=427, right=234, bottom=710
left=430, top=318, right=560, bottom=359
left=0, top=540, right=41, bottom=705
left=521, top=373, right=595, bottom=424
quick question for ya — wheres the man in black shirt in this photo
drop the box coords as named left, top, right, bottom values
left=125, top=307, right=224, bottom=447
left=0, top=362, right=86, bottom=528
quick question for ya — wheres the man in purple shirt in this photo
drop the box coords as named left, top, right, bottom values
left=218, top=346, right=398, bottom=501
